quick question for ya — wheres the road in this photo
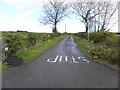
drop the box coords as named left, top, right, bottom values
left=2, top=36, right=118, bottom=88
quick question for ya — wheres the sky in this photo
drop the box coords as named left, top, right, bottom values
left=0, top=0, right=118, bottom=33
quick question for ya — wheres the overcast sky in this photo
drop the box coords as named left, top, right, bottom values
left=0, top=0, right=118, bottom=33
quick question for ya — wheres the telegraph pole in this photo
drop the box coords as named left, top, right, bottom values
left=65, top=24, right=66, bottom=33
left=87, top=18, right=90, bottom=41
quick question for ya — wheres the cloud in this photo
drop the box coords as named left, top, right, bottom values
left=1, top=0, right=42, bottom=7
left=16, top=5, right=25, bottom=11
left=16, top=9, right=35, bottom=18
left=0, top=0, right=42, bottom=11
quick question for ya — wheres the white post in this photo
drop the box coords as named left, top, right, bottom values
left=88, top=20, right=90, bottom=41
left=65, top=24, right=66, bottom=33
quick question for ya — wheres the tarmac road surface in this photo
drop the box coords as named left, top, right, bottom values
left=2, top=36, right=118, bottom=88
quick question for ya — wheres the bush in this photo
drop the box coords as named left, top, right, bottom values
left=73, top=34, right=118, bottom=65
left=101, top=48, right=118, bottom=64
left=4, top=33, right=22, bottom=56
left=75, top=32, right=87, bottom=39
left=89, top=32, right=106, bottom=43
left=104, top=33, right=118, bottom=47
left=2, top=32, right=62, bottom=57
left=2, top=32, right=45, bottom=56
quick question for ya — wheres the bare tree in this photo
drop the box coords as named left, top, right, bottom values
left=71, top=0, right=118, bottom=32
left=71, top=0, right=100, bottom=32
left=39, top=0, right=69, bottom=33
left=96, top=1, right=118, bottom=32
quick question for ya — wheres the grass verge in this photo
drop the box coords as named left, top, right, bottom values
left=0, top=62, right=11, bottom=72
left=72, top=35, right=118, bottom=68
left=1, top=34, right=67, bottom=72
left=18, top=35, right=67, bottom=63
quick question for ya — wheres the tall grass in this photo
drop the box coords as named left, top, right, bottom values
left=73, top=33, right=118, bottom=65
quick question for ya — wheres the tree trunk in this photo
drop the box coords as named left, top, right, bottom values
left=85, top=22, right=88, bottom=32
left=53, top=21, right=57, bottom=33
left=54, top=22, right=57, bottom=33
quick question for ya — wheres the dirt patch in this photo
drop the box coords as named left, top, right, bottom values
left=4, top=56, right=23, bottom=67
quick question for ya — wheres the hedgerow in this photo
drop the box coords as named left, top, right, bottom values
left=73, top=32, right=119, bottom=65
left=2, top=32, right=61, bottom=56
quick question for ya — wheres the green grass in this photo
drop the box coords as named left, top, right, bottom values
left=1, top=34, right=67, bottom=72
left=72, top=35, right=118, bottom=65
left=0, top=62, right=11, bottom=72
left=18, top=35, right=67, bottom=63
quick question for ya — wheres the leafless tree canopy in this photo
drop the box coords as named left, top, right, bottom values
left=71, top=0, right=118, bottom=32
left=39, top=0, right=118, bottom=33
left=39, top=0, right=69, bottom=33
left=96, top=1, right=118, bottom=32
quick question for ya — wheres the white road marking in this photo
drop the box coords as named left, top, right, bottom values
left=82, top=59, right=89, bottom=63
left=78, top=56, right=89, bottom=63
left=81, top=56, right=85, bottom=59
left=47, top=55, right=89, bottom=64
left=72, top=56, right=75, bottom=61
left=72, top=56, right=79, bottom=63
left=49, top=61, right=55, bottom=63
left=53, top=55, right=59, bottom=62
left=59, top=56, right=63, bottom=62
left=47, top=59, right=50, bottom=62
left=65, top=56, right=68, bottom=62
left=78, top=57, right=81, bottom=59
left=47, top=59, right=55, bottom=62
left=74, top=61, right=79, bottom=63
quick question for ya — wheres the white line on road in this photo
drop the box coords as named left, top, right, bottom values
left=72, top=56, right=75, bottom=61
left=47, top=59, right=50, bottom=62
left=81, top=56, right=85, bottom=59
left=47, top=59, right=55, bottom=63
left=82, top=59, right=89, bottom=63
left=53, top=55, right=59, bottom=62
left=78, top=57, right=81, bottom=59
left=59, top=56, right=63, bottom=62
left=72, top=56, right=79, bottom=63
left=73, top=61, right=79, bottom=63
left=65, top=56, right=68, bottom=62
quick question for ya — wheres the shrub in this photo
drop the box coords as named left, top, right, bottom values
left=73, top=34, right=118, bottom=65
left=101, top=47, right=118, bottom=64
left=75, top=32, right=87, bottom=39
left=2, top=32, right=44, bottom=56
left=2, top=32, right=62, bottom=57
left=89, top=32, right=106, bottom=43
